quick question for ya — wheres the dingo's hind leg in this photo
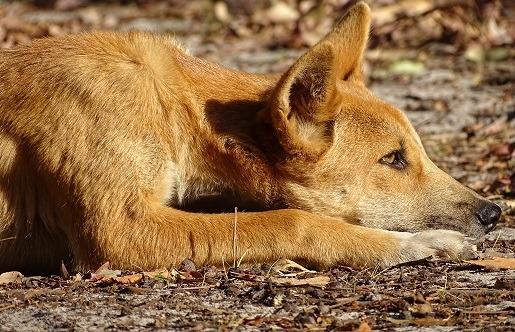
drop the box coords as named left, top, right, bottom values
left=0, top=133, right=70, bottom=275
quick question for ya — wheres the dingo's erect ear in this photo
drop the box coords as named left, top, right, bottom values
left=265, top=2, right=371, bottom=160
left=269, top=41, right=338, bottom=159
left=322, top=1, right=371, bottom=83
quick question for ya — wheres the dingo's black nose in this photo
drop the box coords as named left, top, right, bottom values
left=476, top=201, right=502, bottom=231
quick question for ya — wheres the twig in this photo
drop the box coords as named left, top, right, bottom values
left=173, top=285, right=216, bottom=292
left=221, top=256, right=228, bottom=280
left=389, top=256, right=433, bottom=269
left=236, top=249, right=248, bottom=268
left=267, top=257, right=283, bottom=276
left=232, top=207, right=238, bottom=268
left=327, top=297, right=360, bottom=309
left=440, top=289, right=514, bottom=296
left=0, top=237, right=15, bottom=242
left=228, top=270, right=266, bottom=283
left=460, top=310, right=512, bottom=315
left=0, top=304, right=15, bottom=312
left=492, top=230, right=502, bottom=248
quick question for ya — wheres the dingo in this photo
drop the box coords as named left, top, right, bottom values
left=0, top=2, right=501, bottom=275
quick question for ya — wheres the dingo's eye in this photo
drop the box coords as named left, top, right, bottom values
left=380, top=151, right=407, bottom=170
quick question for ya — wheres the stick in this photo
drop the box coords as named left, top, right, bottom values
left=0, top=237, right=15, bottom=242
left=233, top=207, right=238, bottom=267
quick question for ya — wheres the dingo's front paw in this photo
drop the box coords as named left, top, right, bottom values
left=389, top=229, right=477, bottom=265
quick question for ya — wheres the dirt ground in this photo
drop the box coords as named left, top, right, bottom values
left=0, top=1, right=514, bottom=331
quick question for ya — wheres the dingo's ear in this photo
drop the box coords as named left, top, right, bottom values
left=322, top=0, right=371, bottom=83
left=267, top=42, right=338, bottom=160
left=264, top=1, right=371, bottom=160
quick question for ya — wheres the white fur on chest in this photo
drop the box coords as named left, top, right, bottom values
left=161, top=160, right=225, bottom=207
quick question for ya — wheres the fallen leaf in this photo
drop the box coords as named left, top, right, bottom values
left=94, top=261, right=110, bottom=274
left=266, top=2, right=299, bottom=24
left=388, top=60, right=426, bottom=75
left=143, top=268, right=175, bottom=280
left=465, top=257, right=515, bottom=270
left=271, top=275, right=330, bottom=287
left=89, top=262, right=122, bottom=282
left=114, top=273, right=143, bottom=284
left=272, top=258, right=315, bottom=276
left=464, top=44, right=486, bottom=62
left=94, top=268, right=122, bottom=279
left=0, top=271, right=23, bottom=285
left=244, top=316, right=265, bottom=326
left=180, top=270, right=204, bottom=282
left=213, top=1, right=230, bottom=24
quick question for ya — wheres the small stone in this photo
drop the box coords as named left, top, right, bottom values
left=179, top=258, right=196, bottom=272
left=282, top=302, right=299, bottom=313
left=315, top=304, right=329, bottom=314
left=295, top=312, right=316, bottom=325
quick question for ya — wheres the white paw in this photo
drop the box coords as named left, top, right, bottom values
left=389, top=229, right=477, bottom=265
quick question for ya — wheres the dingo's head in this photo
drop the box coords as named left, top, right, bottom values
left=259, top=1, right=501, bottom=238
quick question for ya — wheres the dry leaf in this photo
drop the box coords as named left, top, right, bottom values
left=266, top=2, right=299, bottom=24
left=94, top=261, right=110, bottom=274
left=465, top=257, right=515, bottom=270
left=181, top=270, right=203, bottom=281
left=0, top=271, right=23, bottom=285
left=271, top=275, right=330, bottom=287
left=89, top=262, right=122, bottom=282
left=114, top=273, right=143, bottom=284
left=95, top=268, right=122, bottom=279
left=244, top=316, right=265, bottom=326
left=125, top=286, right=152, bottom=294
left=272, top=258, right=314, bottom=276
left=214, top=1, right=230, bottom=24
left=143, top=269, right=175, bottom=280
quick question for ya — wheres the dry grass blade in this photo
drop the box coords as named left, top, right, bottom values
left=233, top=207, right=238, bottom=267
left=465, top=257, right=515, bottom=270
